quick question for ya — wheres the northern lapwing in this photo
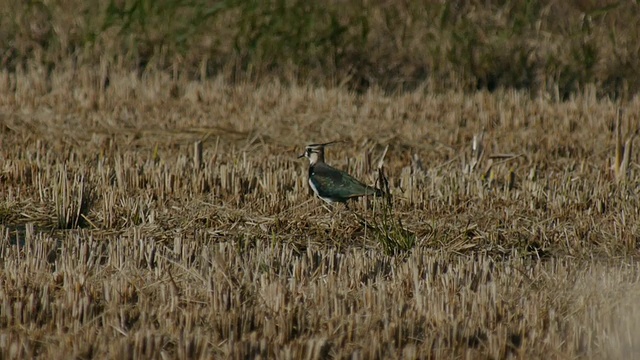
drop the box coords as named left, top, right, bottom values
left=298, top=141, right=383, bottom=205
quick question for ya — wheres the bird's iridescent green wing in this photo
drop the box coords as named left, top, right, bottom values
left=311, top=163, right=380, bottom=199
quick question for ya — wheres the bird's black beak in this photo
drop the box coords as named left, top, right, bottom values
left=297, top=153, right=305, bottom=159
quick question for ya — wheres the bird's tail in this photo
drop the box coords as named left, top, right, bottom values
left=366, top=186, right=384, bottom=198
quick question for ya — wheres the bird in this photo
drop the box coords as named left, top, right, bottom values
left=298, top=141, right=383, bottom=205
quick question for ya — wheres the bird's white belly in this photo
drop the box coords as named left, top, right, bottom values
left=309, top=178, right=334, bottom=204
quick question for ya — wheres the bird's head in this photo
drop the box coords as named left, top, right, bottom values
left=298, top=141, right=340, bottom=165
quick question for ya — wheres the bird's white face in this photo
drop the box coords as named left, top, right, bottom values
left=302, top=147, right=323, bottom=165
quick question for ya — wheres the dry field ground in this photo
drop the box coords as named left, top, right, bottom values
left=1, top=64, right=640, bottom=359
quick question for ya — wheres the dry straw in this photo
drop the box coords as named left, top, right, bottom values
left=0, top=63, right=639, bottom=358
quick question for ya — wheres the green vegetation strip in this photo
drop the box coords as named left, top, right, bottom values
left=2, top=0, right=640, bottom=96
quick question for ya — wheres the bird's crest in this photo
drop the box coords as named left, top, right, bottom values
left=298, top=140, right=341, bottom=165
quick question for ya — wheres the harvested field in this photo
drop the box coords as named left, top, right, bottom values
left=1, top=64, right=640, bottom=359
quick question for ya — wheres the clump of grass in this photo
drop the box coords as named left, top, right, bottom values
left=50, top=165, right=93, bottom=229
left=368, top=199, right=416, bottom=255
left=354, top=147, right=416, bottom=255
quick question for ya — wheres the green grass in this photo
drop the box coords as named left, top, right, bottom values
left=2, top=0, right=640, bottom=96
left=368, top=202, right=417, bottom=255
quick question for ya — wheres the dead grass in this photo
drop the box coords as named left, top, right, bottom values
left=1, top=63, right=640, bottom=358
